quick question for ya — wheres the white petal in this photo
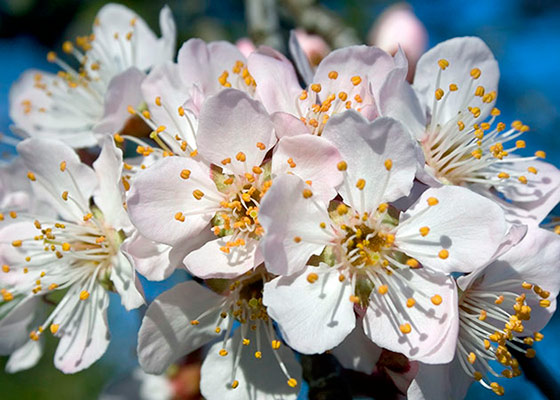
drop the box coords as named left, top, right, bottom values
left=414, top=37, right=499, bottom=124
left=93, top=136, right=132, bottom=231
left=200, top=327, right=301, bottom=400
left=197, top=89, right=276, bottom=175
left=396, top=185, right=507, bottom=274
left=364, top=268, right=459, bottom=364
left=185, top=236, right=261, bottom=279
left=54, top=284, right=110, bottom=373
left=127, top=156, right=219, bottom=246
left=121, top=232, right=174, bottom=281
left=111, top=251, right=145, bottom=310
left=17, top=138, right=97, bottom=222
left=9, top=70, right=98, bottom=148
left=137, top=281, right=228, bottom=374
left=177, top=39, right=246, bottom=96
left=258, top=174, right=333, bottom=276
left=93, top=67, right=146, bottom=135
left=330, top=321, right=382, bottom=374
left=263, top=265, right=355, bottom=354
left=0, top=296, right=39, bottom=354
left=322, top=112, right=418, bottom=213
left=248, top=47, right=303, bottom=116
left=272, top=134, right=343, bottom=202
left=6, top=337, right=43, bottom=373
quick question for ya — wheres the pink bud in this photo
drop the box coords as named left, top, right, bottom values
left=293, top=29, right=331, bottom=67
left=235, top=38, right=256, bottom=57
left=368, top=3, right=428, bottom=81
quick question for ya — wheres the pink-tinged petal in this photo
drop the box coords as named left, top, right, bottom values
left=110, top=252, right=145, bottom=311
left=259, top=174, right=333, bottom=276
left=414, top=37, right=499, bottom=124
left=127, top=156, right=219, bottom=246
left=288, top=30, right=314, bottom=85
left=121, top=232, right=174, bottom=281
left=271, top=112, right=308, bottom=138
left=157, top=5, right=177, bottom=63
left=54, top=285, right=110, bottom=373
left=396, top=186, right=507, bottom=274
left=330, top=320, right=382, bottom=374
left=272, top=134, right=343, bottom=202
left=458, top=227, right=560, bottom=333
left=322, top=112, right=418, bottom=213
left=364, top=268, right=458, bottom=363
left=5, top=337, right=43, bottom=373
left=185, top=236, right=261, bottom=279
left=93, top=67, right=145, bottom=135
left=0, top=296, right=39, bottom=354
left=378, top=67, right=426, bottom=140
left=9, top=70, right=98, bottom=148
left=177, top=39, right=246, bottom=96
left=137, top=281, right=228, bottom=374
left=93, top=137, right=131, bottom=231
left=17, top=138, right=97, bottom=222
left=248, top=47, right=303, bottom=116
left=197, top=89, right=276, bottom=174
left=141, top=62, right=197, bottom=145
left=200, top=325, right=302, bottom=400
left=263, top=265, right=355, bottom=354
left=314, top=45, right=395, bottom=101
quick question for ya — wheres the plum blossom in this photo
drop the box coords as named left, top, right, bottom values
left=248, top=43, right=408, bottom=137
left=127, top=89, right=342, bottom=279
left=259, top=111, right=508, bottom=362
left=9, top=3, right=176, bottom=148
left=0, top=138, right=144, bottom=373
left=408, top=227, right=560, bottom=399
left=382, top=36, right=560, bottom=222
left=137, top=270, right=302, bottom=399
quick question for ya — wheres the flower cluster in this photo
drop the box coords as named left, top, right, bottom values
left=1, top=4, right=560, bottom=400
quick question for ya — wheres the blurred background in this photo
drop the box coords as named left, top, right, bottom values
left=1, top=0, right=559, bottom=399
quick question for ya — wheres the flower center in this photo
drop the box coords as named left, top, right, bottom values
left=422, top=59, right=546, bottom=188
left=457, top=280, right=550, bottom=396
left=297, top=72, right=369, bottom=135
left=218, top=60, right=256, bottom=94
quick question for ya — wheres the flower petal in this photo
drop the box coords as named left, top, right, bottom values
left=110, top=251, right=145, bottom=311
left=364, top=268, right=458, bottom=364
left=53, top=285, right=110, bottom=373
left=200, top=327, right=301, bottom=400
left=93, top=67, right=146, bottom=135
left=414, top=37, right=499, bottom=124
left=9, top=70, right=98, bottom=148
left=322, top=112, right=418, bottom=213
left=121, top=232, right=174, bottom=281
left=127, top=156, right=219, bottom=246
left=0, top=296, right=39, bottom=354
left=248, top=47, right=303, bottom=116
left=185, top=236, right=261, bottom=279
left=272, top=134, right=343, bottom=202
left=5, top=337, right=44, bottom=373
left=330, top=320, right=382, bottom=374
left=17, top=138, right=97, bottom=222
left=137, top=281, right=227, bottom=374
left=263, top=265, right=355, bottom=354
left=258, top=174, right=333, bottom=276
left=93, top=136, right=132, bottom=231
left=288, top=30, right=314, bottom=85
left=177, top=39, right=246, bottom=96
left=270, top=112, right=308, bottom=138
left=197, top=89, right=276, bottom=175
left=396, top=185, right=507, bottom=274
